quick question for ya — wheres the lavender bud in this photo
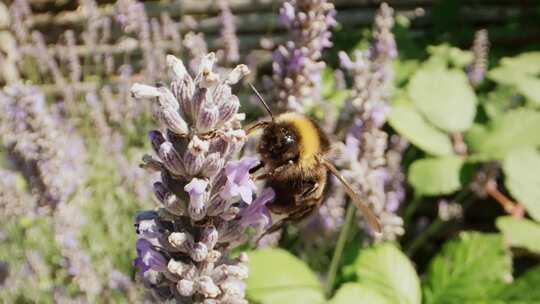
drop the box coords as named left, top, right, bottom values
left=201, top=226, right=219, bottom=251
left=197, top=103, right=220, bottom=133
left=183, top=136, right=209, bottom=176
left=202, top=153, right=224, bottom=178
left=156, top=104, right=188, bottom=135
left=166, top=54, right=188, bottom=81
left=157, top=86, right=179, bottom=111
left=131, top=83, right=160, bottom=99
left=149, top=130, right=166, bottom=154
left=184, top=178, right=209, bottom=221
left=198, top=276, right=221, bottom=298
left=178, top=279, right=195, bottom=297
left=225, top=64, right=250, bottom=85
left=218, top=95, right=240, bottom=125
left=159, top=141, right=185, bottom=176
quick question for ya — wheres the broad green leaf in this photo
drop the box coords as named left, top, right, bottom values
left=352, top=243, right=421, bottom=304
left=502, top=148, right=540, bottom=221
left=495, top=52, right=540, bottom=77
left=498, top=266, right=540, bottom=303
left=496, top=216, right=540, bottom=254
left=329, top=283, right=391, bottom=304
left=247, top=249, right=325, bottom=304
left=481, top=86, right=523, bottom=120
left=408, top=67, right=477, bottom=132
left=465, top=109, right=540, bottom=160
left=388, top=104, right=454, bottom=156
left=488, top=52, right=540, bottom=105
left=408, top=156, right=464, bottom=196
left=424, top=232, right=512, bottom=304
left=515, top=77, right=540, bottom=105
left=426, top=44, right=474, bottom=68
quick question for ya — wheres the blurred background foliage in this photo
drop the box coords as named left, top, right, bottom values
left=1, top=0, right=540, bottom=303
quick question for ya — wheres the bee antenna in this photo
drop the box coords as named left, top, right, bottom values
left=249, top=83, right=274, bottom=121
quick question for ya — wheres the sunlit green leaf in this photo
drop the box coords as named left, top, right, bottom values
left=496, top=216, right=540, bottom=254
left=408, top=67, right=477, bottom=132
left=388, top=103, right=454, bottom=156
left=247, top=249, right=325, bottom=304
left=329, top=283, right=392, bottom=304
left=352, top=243, right=421, bottom=304
left=424, top=232, right=512, bottom=304
left=498, top=266, right=540, bottom=303
left=408, top=156, right=464, bottom=196
left=465, top=109, right=540, bottom=160
left=488, top=52, right=540, bottom=105
left=502, top=148, right=540, bottom=221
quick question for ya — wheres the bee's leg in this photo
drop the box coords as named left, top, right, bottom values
left=249, top=162, right=265, bottom=174
left=244, top=121, right=268, bottom=135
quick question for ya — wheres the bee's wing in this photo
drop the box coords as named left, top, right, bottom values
left=320, top=156, right=382, bottom=233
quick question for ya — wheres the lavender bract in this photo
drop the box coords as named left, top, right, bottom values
left=131, top=53, right=273, bottom=303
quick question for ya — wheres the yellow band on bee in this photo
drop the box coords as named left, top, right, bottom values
left=277, top=112, right=320, bottom=161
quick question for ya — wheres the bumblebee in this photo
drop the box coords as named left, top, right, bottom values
left=246, top=85, right=381, bottom=235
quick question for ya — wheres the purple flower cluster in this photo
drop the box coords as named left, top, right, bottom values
left=218, top=0, right=240, bottom=65
left=468, top=29, right=489, bottom=87
left=0, top=169, right=31, bottom=219
left=0, top=85, right=86, bottom=210
left=337, top=3, right=404, bottom=241
left=271, top=0, right=337, bottom=111
left=131, top=53, right=273, bottom=302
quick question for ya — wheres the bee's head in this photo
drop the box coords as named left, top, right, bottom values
left=258, top=122, right=299, bottom=166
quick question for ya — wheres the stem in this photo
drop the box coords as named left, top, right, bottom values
left=406, top=190, right=473, bottom=257
left=325, top=203, right=355, bottom=298
left=485, top=180, right=523, bottom=218
left=406, top=218, right=444, bottom=256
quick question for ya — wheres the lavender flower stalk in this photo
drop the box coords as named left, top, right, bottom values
left=131, top=53, right=273, bottom=302
left=468, top=29, right=489, bottom=87
left=337, top=3, right=404, bottom=241
left=272, top=0, right=337, bottom=111
left=0, top=85, right=86, bottom=210
left=217, top=0, right=240, bottom=65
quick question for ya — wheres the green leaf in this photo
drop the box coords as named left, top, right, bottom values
left=465, top=109, right=540, bottom=160
left=408, top=67, right=477, bottom=132
left=246, top=249, right=325, bottom=304
left=498, top=266, right=540, bottom=303
left=488, top=52, right=540, bottom=105
left=329, top=283, right=392, bottom=304
left=423, top=232, right=512, bottom=304
left=426, top=44, right=474, bottom=68
left=502, top=148, right=540, bottom=221
left=388, top=103, right=454, bottom=156
left=408, top=156, right=464, bottom=196
left=352, top=243, right=421, bottom=304
left=496, top=216, right=540, bottom=254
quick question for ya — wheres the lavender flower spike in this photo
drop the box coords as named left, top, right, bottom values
left=271, top=0, right=337, bottom=111
left=131, top=53, right=271, bottom=303
left=468, top=29, right=489, bottom=87
left=336, top=3, right=404, bottom=241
